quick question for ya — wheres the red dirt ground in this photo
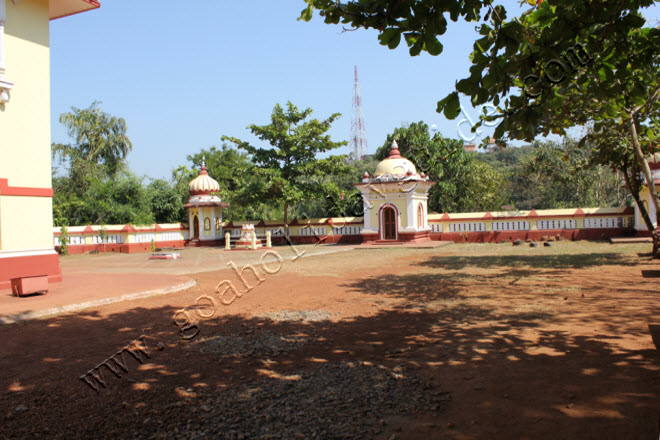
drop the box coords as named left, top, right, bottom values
left=0, top=241, right=658, bottom=439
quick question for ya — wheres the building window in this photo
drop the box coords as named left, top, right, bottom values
left=204, top=218, right=211, bottom=231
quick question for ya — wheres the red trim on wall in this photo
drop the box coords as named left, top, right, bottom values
left=58, top=240, right=187, bottom=255
left=0, top=253, right=62, bottom=290
left=0, top=178, right=54, bottom=197
left=120, top=224, right=136, bottom=233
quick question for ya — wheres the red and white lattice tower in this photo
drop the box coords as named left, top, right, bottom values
left=350, top=66, right=367, bottom=160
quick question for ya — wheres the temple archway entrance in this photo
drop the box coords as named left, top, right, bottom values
left=382, top=207, right=397, bottom=240
left=193, top=214, right=200, bottom=239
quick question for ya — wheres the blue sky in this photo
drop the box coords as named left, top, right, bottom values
left=50, top=1, right=660, bottom=180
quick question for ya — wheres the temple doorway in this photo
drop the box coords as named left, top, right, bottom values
left=193, top=215, right=200, bottom=239
left=382, top=207, right=396, bottom=240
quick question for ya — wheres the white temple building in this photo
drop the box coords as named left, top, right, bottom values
left=184, top=160, right=227, bottom=245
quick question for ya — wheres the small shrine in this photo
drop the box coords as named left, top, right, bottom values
left=184, top=159, right=228, bottom=245
left=355, top=141, right=435, bottom=243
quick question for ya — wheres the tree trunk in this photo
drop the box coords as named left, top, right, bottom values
left=622, top=165, right=659, bottom=258
left=627, top=118, right=660, bottom=258
left=283, top=201, right=289, bottom=237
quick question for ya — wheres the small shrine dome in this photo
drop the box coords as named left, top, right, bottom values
left=373, top=141, right=418, bottom=177
left=188, top=159, right=220, bottom=195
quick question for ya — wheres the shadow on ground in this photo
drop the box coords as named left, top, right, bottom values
left=417, top=252, right=639, bottom=271
left=0, top=281, right=658, bottom=439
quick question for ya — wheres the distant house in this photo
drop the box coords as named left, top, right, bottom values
left=0, top=0, right=99, bottom=290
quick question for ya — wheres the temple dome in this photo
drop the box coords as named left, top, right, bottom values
left=373, top=141, right=418, bottom=177
left=188, top=160, right=220, bottom=195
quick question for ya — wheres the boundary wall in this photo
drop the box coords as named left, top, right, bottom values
left=53, top=223, right=188, bottom=254
left=53, top=206, right=636, bottom=253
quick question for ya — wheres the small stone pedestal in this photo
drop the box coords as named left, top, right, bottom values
left=234, top=224, right=262, bottom=250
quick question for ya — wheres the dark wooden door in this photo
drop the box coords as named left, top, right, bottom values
left=193, top=215, right=200, bottom=239
left=383, top=207, right=396, bottom=240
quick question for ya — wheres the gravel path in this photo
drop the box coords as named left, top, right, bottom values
left=190, top=330, right=309, bottom=357
left=140, top=361, right=445, bottom=439
left=124, top=328, right=446, bottom=439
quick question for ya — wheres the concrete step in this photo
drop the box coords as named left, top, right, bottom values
left=609, top=237, right=653, bottom=244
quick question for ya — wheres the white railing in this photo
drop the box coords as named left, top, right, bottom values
left=134, top=233, right=156, bottom=243
left=297, top=226, right=327, bottom=237
left=492, top=220, right=530, bottom=231
left=332, top=226, right=361, bottom=235
left=91, top=234, right=125, bottom=244
left=53, top=235, right=84, bottom=246
left=449, top=222, right=486, bottom=232
left=583, top=217, right=622, bottom=229
left=537, top=219, right=577, bottom=230
left=159, top=232, right=182, bottom=241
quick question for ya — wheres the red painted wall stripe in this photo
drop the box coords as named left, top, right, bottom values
left=0, top=178, right=54, bottom=197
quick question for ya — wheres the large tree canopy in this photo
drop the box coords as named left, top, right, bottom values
left=53, top=102, right=132, bottom=193
left=301, top=0, right=660, bottom=256
left=221, top=102, right=349, bottom=225
left=180, top=146, right=284, bottom=221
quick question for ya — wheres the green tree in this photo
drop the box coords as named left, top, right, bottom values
left=148, top=179, right=186, bottom=224
left=84, top=173, right=154, bottom=225
left=297, top=155, right=377, bottom=219
left=583, top=123, right=655, bottom=237
left=54, top=172, right=153, bottom=226
left=184, top=145, right=282, bottom=221
left=58, top=226, right=69, bottom=256
left=374, top=122, right=508, bottom=213
left=53, top=102, right=132, bottom=193
left=98, top=225, right=107, bottom=252
left=438, top=2, right=659, bottom=253
left=221, top=102, right=348, bottom=226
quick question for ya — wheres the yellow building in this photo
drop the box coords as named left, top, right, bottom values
left=355, top=141, right=435, bottom=242
left=0, top=0, right=99, bottom=289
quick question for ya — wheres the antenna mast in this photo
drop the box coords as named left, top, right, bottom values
left=350, top=66, right=367, bottom=160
